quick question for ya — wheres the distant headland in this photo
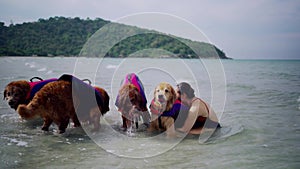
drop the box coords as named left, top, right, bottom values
left=0, top=16, right=230, bottom=59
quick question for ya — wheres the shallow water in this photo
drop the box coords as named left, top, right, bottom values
left=0, top=57, right=299, bottom=168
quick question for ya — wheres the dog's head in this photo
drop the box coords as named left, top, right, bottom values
left=154, top=82, right=176, bottom=112
left=117, top=84, right=144, bottom=115
left=3, top=81, right=30, bottom=110
left=94, top=86, right=110, bottom=114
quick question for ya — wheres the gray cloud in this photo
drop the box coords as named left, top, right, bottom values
left=0, top=0, right=299, bottom=59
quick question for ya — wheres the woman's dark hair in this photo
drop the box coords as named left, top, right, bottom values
left=177, top=82, right=195, bottom=99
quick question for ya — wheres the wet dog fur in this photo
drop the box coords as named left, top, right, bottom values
left=17, top=80, right=110, bottom=133
left=148, top=82, right=177, bottom=137
left=116, top=84, right=150, bottom=132
left=3, top=80, right=31, bottom=110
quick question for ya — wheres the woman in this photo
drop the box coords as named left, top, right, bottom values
left=176, top=82, right=221, bottom=134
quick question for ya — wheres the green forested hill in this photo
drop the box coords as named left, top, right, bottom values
left=0, top=17, right=108, bottom=56
left=0, top=16, right=228, bottom=59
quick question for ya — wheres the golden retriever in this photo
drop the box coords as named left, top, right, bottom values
left=148, top=82, right=177, bottom=137
left=17, top=74, right=110, bottom=133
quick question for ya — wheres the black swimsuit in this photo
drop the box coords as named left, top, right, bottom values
left=190, top=98, right=221, bottom=129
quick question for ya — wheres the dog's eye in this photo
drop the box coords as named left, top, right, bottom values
left=165, top=89, right=169, bottom=93
left=156, top=89, right=160, bottom=92
left=130, top=98, right=135, bottom=103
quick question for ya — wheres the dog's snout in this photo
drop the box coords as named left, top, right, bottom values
left=158, top=95, right=164, bottom=99
left=8, top=100, right=16, bottom=106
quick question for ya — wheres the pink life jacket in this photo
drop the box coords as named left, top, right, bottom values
left=115, top=73, right=147, bottom=109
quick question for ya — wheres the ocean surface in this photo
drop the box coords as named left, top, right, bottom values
left=0, top=57, right=299, bottom=169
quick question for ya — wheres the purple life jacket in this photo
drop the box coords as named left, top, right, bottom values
left=26, top=78, right=57, bottom=100
left=58, top=74, right=104, bottom=117
left=150, top=99, right=190, bottom=128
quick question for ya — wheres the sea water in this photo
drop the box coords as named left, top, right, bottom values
left=0, top=57, right=299, bottom=169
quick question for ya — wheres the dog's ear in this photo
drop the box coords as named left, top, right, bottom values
left=153, top=87, right=158, bottom=102
left=170, top=86, right=176, bottom=103
left=118, top=85, right=129, bottom=109
left=136, top=91, right=147, bottom=112
left=3, top=89, right=7, bottom=100
left=165, top=85, right=176, bottom=111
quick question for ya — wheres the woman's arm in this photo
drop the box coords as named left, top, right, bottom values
left=177, top=103, right=199, bottom=133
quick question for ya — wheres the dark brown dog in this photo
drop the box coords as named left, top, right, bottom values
left=17, top=75, right=110, bottom=133
left=94, top=87, right=110, bottom=115
left=116, top=84, right=150, bottom=132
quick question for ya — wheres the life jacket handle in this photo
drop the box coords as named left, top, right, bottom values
left=30, top=77, right=44, bottom=82
left=81, top=79, right=92, bottom=85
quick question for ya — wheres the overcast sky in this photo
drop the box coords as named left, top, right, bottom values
left=1, top=0, right=299, bottom=59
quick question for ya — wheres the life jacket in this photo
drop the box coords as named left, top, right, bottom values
left=26, top=77, right=57, bottom=100
left=58, top=74, right=106, bottom=117
left=58, top=74, right=103, bottom=105
left=115, top=73, right=147, bottom=109
left=150, top=99, right=187, bottom=116
left=150, top=99, right=190, bottom=129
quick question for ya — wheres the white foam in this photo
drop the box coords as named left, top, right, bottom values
left=1, top=134, right=28, bottom=147
left=37, top=67, right=47, bottom=72
left=2, top=137, right=29, bottom=147
left=78, top=147, right=86, bottom=151
left=106, top=149, right=116, bottom=153
left=16, top=141, right=28, bottom=147
left=25, top=62, right=36, bottom=68
left=46, top=70, right=53, bottom=74
left=106, top=64, right=118, bottom=69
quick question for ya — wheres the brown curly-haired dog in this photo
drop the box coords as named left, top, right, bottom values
left=3, top=78, right=57, bottom=110
left=17, top=79, right=110, bottom=133
left=117, top=84, right=149, bottom=131
left=17, top=80, right=78, bottom=133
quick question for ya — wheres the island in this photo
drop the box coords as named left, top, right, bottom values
left=0, top=16, right=229, bottom=59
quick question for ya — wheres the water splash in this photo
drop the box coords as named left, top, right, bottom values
left=2, top=136, right=29, bottom=147
left=297, top=96, right=300, bottom=110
